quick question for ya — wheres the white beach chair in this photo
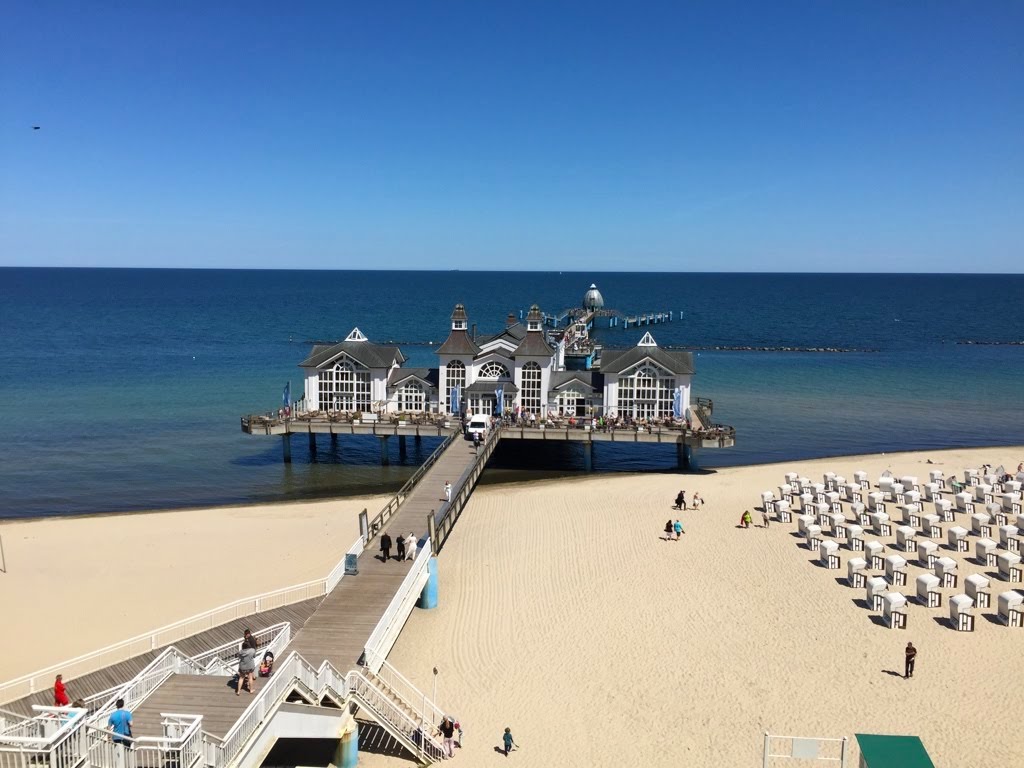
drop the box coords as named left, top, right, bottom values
left=867, top=492, right=886, bottom=514
left=827, top=512, right=846, bottom=538
left=921, top=482, right=941, bottom=502
left=892, top=483, right=906, bottom=505
left=811, top=483, right=826, bottom=501
left=849, top=502, right=868, bottom=527
left=797, top=514, right=816, bottom=535
left=854, top=470, right=869, bottom=490
left=865, top=541, right=885, bottom=570
left=999, top=525, right=1021, bottom=554
left=879, top=476, right=895, bottom=499
left=898, top=503, right=919, bottom=527
left=869, top=512, right=891, bottom=537
left=921, top=513, right=942, bottom=540
left=946, top=525, right=969, bottom=553
left=971, top=512, right=992, bottom=539
left=964, top=468, right=979, bottom=486
left=806, top=524, right=822, bottom=551
left=916, top=573, right=941, bottom=608
left=814, top=502, right=830, bottom=528
left=975, top=484, right=993, bottom=504
left=904, top=490, right=921, bottom=511
left=823, top=472, right=836, bottom=491
left=799, top=492, right=813, bottom=511
left=866, top=576, right=888, bottom=610
left=846, top=524, right=865, bottom=551
left=901, top=475, right=920, bottom=493
left=1003, top=493, right=1023, bottom=516
left=778, top=483, right=793, bottom=503
left=934, top=498, right=953, bottom=523
left=784, top=472, right=799, bottom=490
left=847, top=557, right=867, bottom=587
left=934, top=556, right=958, bottom=589
left=825, top=491, right=842, bottom=515
left=917, top=539, right=939, bottom=569
left=949, top=594, right=974, bottom=631
left=975, top=538, right=998, bottom=568
left=965, top=573, right=991, bottom=609
left=929, top=469, right=944, bottom=489
left=845, top=483, right=862, bottom=504
left=996, top=591, right=1023, bottom=627
left=761, top=490, right=775, bottom=510
left=882, top=592, right=908, bottom=629
left=775, top=499, right=792, bottom=523
left=955, top=492, right=975, bottom=515
left=996, top=551, right=1022, bottom=582
left=885, top=554, right=908, bottom=587
left=798, top=477, right=811, bottom=495
left=820, top=540, right=840, bottom=569
left=896, top=525, right=918, bottom=553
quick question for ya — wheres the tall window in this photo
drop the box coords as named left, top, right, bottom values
left=556, top=389, right=586, bottom=416
left=479, top=361, right=510, bottom=379
left=318, top=358, right=370, bottom=411
left=520, top=362, right=542, bottom=415
left=398, top=381, right=426, bottom=412
left=617, top=365, right=675, bottom=418
left=445, top=360, right=466, bottom=413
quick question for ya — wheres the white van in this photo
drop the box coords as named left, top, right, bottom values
left=465, top=414, right=489, bottom=440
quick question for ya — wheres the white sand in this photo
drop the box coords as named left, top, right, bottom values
left=364, top=446, right=1024, bottom=768
left=0, top=496, right=382, bottom=682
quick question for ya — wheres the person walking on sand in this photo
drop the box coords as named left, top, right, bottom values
left=673, top=490, right=685, bottom=510
left=904, top=642, right=917, bottom=679
left=741, top=510, right=753, bottom=529
left=503, top=727, right=516, bottom=756
left=236, top=640, right=256, bottom=695
left=673, top=519, right=684, bottom=539
left=762, top=508, right=771, bottom=528
left=54, top=674, right=69, bottom=706
left=437, top=716, right=456, bottom=758
left=692, top=492, right=704, bottom=509
left=664, top=520, right=674, bottom=540
left=380, top=532, right=392, bottom=562
left=396, top=533, right=406, bottom=561
left=680, top=490, right=687, bottom=510
left=444, top=481, right=452, bottom=503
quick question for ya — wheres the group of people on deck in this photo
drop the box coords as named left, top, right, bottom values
left=380, top=531, right=419, bottom=562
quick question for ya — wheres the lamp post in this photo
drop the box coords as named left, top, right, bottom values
left=432, top=666, right=438, bottom=707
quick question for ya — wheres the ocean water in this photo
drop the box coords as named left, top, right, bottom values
left=1, top=268, right=1022, bottom=519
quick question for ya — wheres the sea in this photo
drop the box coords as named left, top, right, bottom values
left=1, top=268, right=1022, bottom=520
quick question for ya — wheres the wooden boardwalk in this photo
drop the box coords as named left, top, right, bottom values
left=288, top=436, right=481, bottom=670
left=132, top=675, right=248, bottom=739
left=4, top=599, right=322, bottom=718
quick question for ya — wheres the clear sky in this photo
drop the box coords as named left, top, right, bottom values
left=1, top=1, right=1021, bottom=272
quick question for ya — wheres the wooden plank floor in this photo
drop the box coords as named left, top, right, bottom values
left=288, top=437, right=481, bottom=671
left=131, top=674, right=250, bottom=739
left=4, top=598, right=322, bottom=717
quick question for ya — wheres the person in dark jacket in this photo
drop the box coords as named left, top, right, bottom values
left=381, top=533, right=392, bottom=562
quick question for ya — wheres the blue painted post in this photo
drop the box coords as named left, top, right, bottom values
left=418, top=556, right=439, bottom=609
left=338, top=722, right=359, bottom=768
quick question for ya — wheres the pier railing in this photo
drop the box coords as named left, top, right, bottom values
left=0, top=706, right=88, bottom=768
left=362, top=538, right=433, bottom=674
left=366, top=433, right=456, bottom=544
left=430, top=425, right=502, bottom=554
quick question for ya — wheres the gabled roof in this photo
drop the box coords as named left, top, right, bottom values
left=466, top=380, right=519, bottom=394
left=549, top=371, right=603, bottom=392
left=300, top=337, right=406, bottom=369
left=598, top=345, right=694, bottom=375
left=436, top=330, right=481, bottom=356
left=512, top=331, right=554, bottom=357
left=477, top=323, right=528, bottom=346
left=387, top=367, right=440, bottom=389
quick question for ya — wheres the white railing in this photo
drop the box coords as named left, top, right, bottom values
left=363, top=656, right=446, bottom=730
left=86, top=713, right=203, bottom=768
left=0, top=706, right=88, bottom=768
left=88, top=647, right=203, bottom=722
left=1, top=533, right=364, bottom=705
left=363, top=538, right=432, bottom=672
left=346, top=670, right=445, bottom=763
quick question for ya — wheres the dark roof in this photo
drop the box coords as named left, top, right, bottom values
left=451, top=304, right=468, bottom=322
left=477, top=323, right=528, bottom=346
left=300, top=340, right=406, bottom=369
left=387, top=368, right=439, bottom=388
left=549, top=371, right=603, bottom=392
left=465, top=380, right=519, bottom=394
left=436, top=330, right=481, bottom=356
left=598, top=346, right=695, bottom=375
left=512, top=332, right=554, bottom=357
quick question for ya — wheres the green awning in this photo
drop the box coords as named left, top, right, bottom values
left=855, top=734, right=934, bottom=768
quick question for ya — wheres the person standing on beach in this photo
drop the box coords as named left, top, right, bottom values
left=692, top=492, right=703, bottom=509
left=380, top=533, right=392, bottom=562
left=904, top=642, right=917, bottom=679
left=396, top=534, right=406, bottom=561
left=664, top=520, right=674, bottom=540
left=673, top=490, right=684, bottom=510
left=54, top=674, right=69, bottom=706
left=762, top=508, right=770, bottom=528
left=503, top=727, right=516, bottom=756
left=673, top=519, right=684, bottom=538
left=741, top=510, right=753, bottom=529
left=444, top=481, right=452, bottom=503
left=437, top=716, right=456, bottom=758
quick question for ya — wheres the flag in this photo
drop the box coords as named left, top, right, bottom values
left=283, top=382, right=291, bottom=407
left=494, top=386, right=504, bottom=415
left=450, top=385, right=460, bottom=414
left=672, top=388, right=682, bottom=419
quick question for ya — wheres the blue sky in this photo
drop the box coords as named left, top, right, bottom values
left=1, top=1, right=1021, bottom=272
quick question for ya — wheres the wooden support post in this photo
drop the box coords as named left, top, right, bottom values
left=398, top=435, right=407, bottom=460
left=583, top=442, right=593, bottom=472
left=379, top=436, right=390, bottom=465
left=677, top=442, right=687, bottom=471
left=309, top=432, right=317, bottom=452
left=330, top=432, right=338, bottom=447
left=282, top=434, right=292, bottom=463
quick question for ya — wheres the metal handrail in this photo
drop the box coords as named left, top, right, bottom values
left=431, top=426, right=502, bottom=553
left=362, top=540, right=433, bottom=670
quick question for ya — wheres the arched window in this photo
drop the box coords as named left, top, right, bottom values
left=318, top=357, right=370, bottom=411
left=479, top=361, right=510, bottom=379
left=520, top=362, right=542, bottom=415
left=445, top=360, right=466, bottom=413
left=398, top=381, right=426, bottom=412
left=617, top=365, right=675, bottom=419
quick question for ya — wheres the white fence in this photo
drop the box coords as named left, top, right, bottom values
left=86, top=713, right=203, bottom=768
left=0, top=706, right=88, bottom=768
left=764, top=732, right=848, bottom=767
left=1, top=534, right=363, bottom=705
left=362, top=538, right=432, bottom=673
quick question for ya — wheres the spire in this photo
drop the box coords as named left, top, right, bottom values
left=526, top=304, right=542, bottom=332
left=451, top=304, right=468, bottom=331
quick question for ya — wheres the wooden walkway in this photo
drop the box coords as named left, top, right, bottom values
left=4, top=599, right=322, bottom=718
left=288, top=436, right=481, bottom=670
left=132, top=675, right=247, bottom=739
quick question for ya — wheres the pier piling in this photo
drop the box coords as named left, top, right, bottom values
left=418, top=556, right=439, bottom=609
left=398, top=435, right=407, bottom=460
left=309, top=433, right=316, bottom=452
left=282, top=435, right=292, bottom=463
left=379, top=436, right=390, bottom=465
left=583, top=442, right=593, bottom=472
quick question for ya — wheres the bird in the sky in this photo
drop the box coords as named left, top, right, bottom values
left=32, top=126, right=40, bottom=130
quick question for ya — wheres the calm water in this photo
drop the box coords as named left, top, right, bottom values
left=1, top=268, right=1022, bottom=519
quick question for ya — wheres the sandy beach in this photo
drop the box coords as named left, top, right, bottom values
left=3, top=446, right=1023, bottom=766
left=0, top=496, right=383, bottom=682
left=361, top=446, right=1023, bottom=767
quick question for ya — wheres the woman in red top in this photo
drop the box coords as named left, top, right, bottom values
left=54, top=674, right=69, bottom=706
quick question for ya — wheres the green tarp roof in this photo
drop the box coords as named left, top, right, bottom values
left=855, top=734, right=934, bottom=768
